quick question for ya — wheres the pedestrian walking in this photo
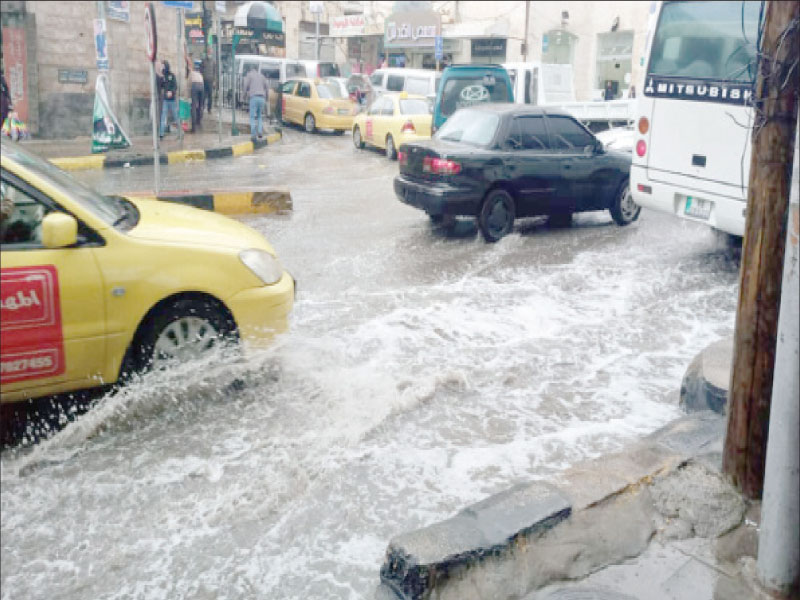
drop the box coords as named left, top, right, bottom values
left=202, top=58, right=216, bottom=114
left=628, top=84, right=636, bottom=99
left=159, top=60, right=179, bottom=138
left=243, top=65, right=268, bottom=142
left=1, top=69, right=12, bottom=125
left=154, top=59, right=164, bottom=130
left=190, top=60, right=204, bottom=132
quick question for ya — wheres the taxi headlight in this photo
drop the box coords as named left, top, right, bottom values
left=239, top=249, right=283, bottom=285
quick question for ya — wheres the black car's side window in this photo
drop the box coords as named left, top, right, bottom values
left=505, top=116, right=549, bottom=151
left=518, top=116, right=549, bottom=150
left=547, top=115, right=594, bottom=151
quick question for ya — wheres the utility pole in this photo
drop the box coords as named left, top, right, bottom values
left=523, top=0, right=530, bottom=62
left=722, top=0, right=799, bottom=500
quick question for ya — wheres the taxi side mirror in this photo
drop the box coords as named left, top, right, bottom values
left=42, top=212, right=78, bottom=248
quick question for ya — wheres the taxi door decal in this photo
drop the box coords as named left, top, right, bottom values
left=366, top=119, right=373, bottom=139
left=0, top=266, right=66, bottom=383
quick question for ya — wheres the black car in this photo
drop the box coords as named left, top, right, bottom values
left=394, top=104, right=639, bottom=242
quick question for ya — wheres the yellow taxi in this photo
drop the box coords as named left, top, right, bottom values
left=279, top=77, right=358, bottom=134
left=0, top=139, right=294, bottom=404
left=352, top=92, right=432, bottom=160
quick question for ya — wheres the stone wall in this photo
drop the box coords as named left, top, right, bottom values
left=22, top=0, right=182, bottom=139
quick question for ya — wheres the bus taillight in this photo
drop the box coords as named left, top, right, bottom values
left=636, top=140, right=647, bottom=157
left=638, top=117, right=649, bottom=135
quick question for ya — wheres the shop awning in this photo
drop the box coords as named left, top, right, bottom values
left=234, top=1, right=283, bottom=33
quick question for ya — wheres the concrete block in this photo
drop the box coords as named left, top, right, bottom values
left=650, top=411, right=726, bottom=466
left=679, top=338, right=731, bottom=414
left=380, top=482, right=571, bottom=600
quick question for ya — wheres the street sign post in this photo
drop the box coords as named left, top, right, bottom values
left=434, top=35, right=443, bottom=71
left=145, top=3, right=160, bottom=194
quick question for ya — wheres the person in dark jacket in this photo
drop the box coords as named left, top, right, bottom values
left=1, top=69, right=12, bottom=125
left=159, top=60, right=179, bottom=137
left=202, top=58, right=216, bottom=114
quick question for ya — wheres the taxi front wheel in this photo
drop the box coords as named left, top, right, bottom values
left=120, top=298, right=237, bottom=379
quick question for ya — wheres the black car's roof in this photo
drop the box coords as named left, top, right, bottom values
left=459, top=103, right=572, bottom=118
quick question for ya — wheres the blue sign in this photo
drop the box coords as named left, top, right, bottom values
left=542, top=34, right=549, bottom=53
left=434, top=35, right=443, bottom=61
left=162, top=0, right=194, bottom=8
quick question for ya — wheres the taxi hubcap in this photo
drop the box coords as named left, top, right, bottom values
left=152, top=317, right=219, bottom=369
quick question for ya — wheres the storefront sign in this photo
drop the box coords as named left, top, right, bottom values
left=1, top=26, right=29, bottom=122
left=385, top=10, right=441, bottom=48
left=643, top=76, right=753, bottom=106
left=106, top=1, right=130, bottom=22
left=332, top=15, right=365, bottom=37
left=58, top=69, right=89, bottom=84
left=471, top=38, right=507, bottom=58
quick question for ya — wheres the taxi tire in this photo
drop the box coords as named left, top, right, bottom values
left=610, top=180, right=641, bottom=226
left=386, top=135, right=397, bottom=160
left=304, top=113, right=316, bottom=133
left=120, top=298, right=237, bottom=379
left=353, top=126, right=365, bottom=149
left=478, top=189, right=516, bottom=243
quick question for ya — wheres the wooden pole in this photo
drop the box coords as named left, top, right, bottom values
left=723, top=0, right=799, bottom=500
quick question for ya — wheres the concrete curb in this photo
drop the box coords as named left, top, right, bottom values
left=125, top=187, right=292, bottom=216
left=376, top=412, right=726, bottom=600
left=49, top=131, right=281, bottom=172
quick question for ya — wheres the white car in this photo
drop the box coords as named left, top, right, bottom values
left=596, top=126, right=634, bottom=153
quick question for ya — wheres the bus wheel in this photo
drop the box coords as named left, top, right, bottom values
left=610, top=181, right=641, bottom=225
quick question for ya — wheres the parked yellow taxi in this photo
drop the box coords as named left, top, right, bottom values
left=352, top=92, right=432, bottom=160
left=279, top=77, right=358, bottom=134
left=0, top=140, right=294, bottom=404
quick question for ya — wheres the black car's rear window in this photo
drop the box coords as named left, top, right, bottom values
left=435, top=109, right=499, bottom=147
left=440, top=76, right=509, bottom=117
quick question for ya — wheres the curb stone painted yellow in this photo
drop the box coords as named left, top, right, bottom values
left=265, top=132, right=281, bottom=144
left=167, top=149, right=206, bottom=164
left=231, top=141, right=255, bottom=157
left=212, top=188, right=293, bottom=215
left=50, top=155, right=107, bottom=171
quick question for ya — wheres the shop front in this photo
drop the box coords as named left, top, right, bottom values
left=330, top=14, right=383, bottom=74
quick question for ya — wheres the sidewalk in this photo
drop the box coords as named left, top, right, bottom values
left=21, top=124, right=280, bottom=171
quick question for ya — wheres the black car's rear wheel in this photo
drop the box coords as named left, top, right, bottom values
left=478, top=190, right=516, bottom=242
left=610, top=181, right=640, bottom=225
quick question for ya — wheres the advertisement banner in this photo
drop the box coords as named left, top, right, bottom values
left=106, top=1, right=131, bottom=22
left=92, top=73, right=132, bottom=153
left=1, top=26, right=29, bottom=122
left=94, top=19, right=109, bottom=70
left=0, top=266, right=66, bottom=385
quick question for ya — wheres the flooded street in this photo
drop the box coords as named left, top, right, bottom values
left=1, top=130, right=741, bottom=599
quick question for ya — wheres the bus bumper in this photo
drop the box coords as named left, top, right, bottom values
left=630, top=165, right=747, bottom=237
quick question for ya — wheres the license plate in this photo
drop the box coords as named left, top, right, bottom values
left=684, top=196, right=712, bottom=220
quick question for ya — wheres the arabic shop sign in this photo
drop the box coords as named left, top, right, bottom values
left=385, top=10, right=441, bottom=48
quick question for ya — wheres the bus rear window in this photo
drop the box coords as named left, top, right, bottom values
left=648, top=1, right=760, bottom=82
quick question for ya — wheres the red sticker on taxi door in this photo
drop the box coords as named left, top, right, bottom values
left=1, top=266, right=66, bottom=384
left=366, top=119, right=373, bottom=139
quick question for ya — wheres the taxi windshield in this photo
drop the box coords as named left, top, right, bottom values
left=1, top=140, right=123, bottom=226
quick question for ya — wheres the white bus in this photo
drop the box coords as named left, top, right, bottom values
left=631, top=0, right=760, bottom=237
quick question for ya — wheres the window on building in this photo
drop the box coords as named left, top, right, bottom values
left=596, top=30, right=634, bottom=98
left=542, top=29, right=577, bottom=65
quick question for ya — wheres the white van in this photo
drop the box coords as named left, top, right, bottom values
left=232, top=55, right=307, bottom=108
left=369, top=68, right=441, bottom=99
left=502, top=62, right=576, bottom=105
left=297, top=60, right=341, bottom=79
